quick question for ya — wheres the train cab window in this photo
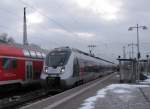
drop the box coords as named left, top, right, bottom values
left=46, top=50, right=71, bottom=67
left=2, top=58, right=10, bottom=70
left=23, top=49, right=31, bottom=57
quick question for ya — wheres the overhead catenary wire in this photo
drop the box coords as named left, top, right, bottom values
left=0, top=22, right=60, bottom=46
left=0, top=7, right=23, bottom=39
left=0, top=0, right=103, bottom=50
left=0, top=7, right=18, bottom=15
left=18, top=0, right=79, bottom=38
left=0, top=4, right=60, bottom=46
left=0, top=24, right=19, bottom=35
left=17, top=0, right=87, bottom=48
left=0, top=3, right=80, bottom=49
left=46, top=0, right=80, bottom=25
left=0, top=7, right=22, bottom=22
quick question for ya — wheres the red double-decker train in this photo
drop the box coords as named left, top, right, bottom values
left=0, top=43, right=46, bottom=91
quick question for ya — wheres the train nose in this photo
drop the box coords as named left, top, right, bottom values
left=46, top=77, right=60, bottom=88
left=44, top=66, right=48, bottom=73
left=43, top=67, right=57, bottom=76
left=43, top=66, right=65, bottom=75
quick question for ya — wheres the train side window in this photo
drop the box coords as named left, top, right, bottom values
left=23, top=49, right=31, bottom=57
left=2, top=58, right=10, bottom=70
left=42, top=53, right=46, bottom=58
left=36, top=52, right=42, bottom=58
left=30, top=51, right=36, bottom=58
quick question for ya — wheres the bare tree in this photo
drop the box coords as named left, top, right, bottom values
left=0, top=33, right=15, bottom=43
left=0, top=33, right=8, bottom=42
left=7, top=37, right=15, bottom=44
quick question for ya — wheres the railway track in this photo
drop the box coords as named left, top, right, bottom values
left=0, top=73, right=115, bottom=109
left=0, top=89, right=45, bottom=109
left=0, top=88, right=63, bottom=109
left=21, top=72, right=118, bottom=109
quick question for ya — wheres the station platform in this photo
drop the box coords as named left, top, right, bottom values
left=21, top=73, right=150, bottom=109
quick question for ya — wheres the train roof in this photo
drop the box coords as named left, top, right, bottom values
left=0, top=43, right=23, bottom=57
left=0, top=43, right=47, bottom=59
left=53, top=47, right=115, bottom=64
left=73, top=48, right=115, bottom=64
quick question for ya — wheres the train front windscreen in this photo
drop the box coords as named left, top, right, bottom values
left=45, top=50, right=71, bottom=67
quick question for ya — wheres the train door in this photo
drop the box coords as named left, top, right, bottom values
left=25, top=61, right=33, bottom=80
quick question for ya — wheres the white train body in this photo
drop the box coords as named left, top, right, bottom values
left=41, top=47, right=115, bottom=89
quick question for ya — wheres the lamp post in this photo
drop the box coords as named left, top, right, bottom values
left=128, top=42, right=137, bottom=59
left=146, top=55, right=149, bottom=76
left=128, top=24, right=147, bottom=82
left=123, top=46, right=126, bottom=58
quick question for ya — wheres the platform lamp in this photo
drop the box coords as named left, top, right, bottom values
left=128, top=24, right=148, bottom=83
left=146, top=54, right=149, bottom=76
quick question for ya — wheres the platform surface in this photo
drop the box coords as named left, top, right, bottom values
left=21, top=73, right=150, bottom=109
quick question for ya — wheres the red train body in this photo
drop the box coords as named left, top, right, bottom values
left=0, top=43, right=45, bottom=88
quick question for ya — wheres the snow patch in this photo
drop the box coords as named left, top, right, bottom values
left=118, top=94, right=133, bottom=102
left=116, top=74, right=120, bottom=78
left=79, top=84, right=149, bottom=109
left=112, top=88, right=131, bottom=94
left=140, top=74, right=150, bottom=84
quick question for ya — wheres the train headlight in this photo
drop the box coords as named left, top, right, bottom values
left=44, top=66, right=48, bottom=73
left=60, top=67, right=65, bottom=74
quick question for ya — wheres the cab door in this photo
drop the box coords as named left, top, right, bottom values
left=25, top=61, right=33, bottom=80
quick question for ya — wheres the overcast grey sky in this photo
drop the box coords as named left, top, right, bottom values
left=0, top=0, right=150, bottom=62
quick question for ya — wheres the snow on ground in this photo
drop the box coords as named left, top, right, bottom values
left=116, top=74, right=120, bottom=78
left=79, top=84, right=149, bottom=109
left=140, top=78, right=150, bottom=84
left=140, top=73, right=150, bottom=84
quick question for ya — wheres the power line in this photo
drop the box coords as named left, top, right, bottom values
left=18, top=0, right=79, bottom=38
left=0, top=7, right=21, bottom=21
left=32, top=0, right=80, bottom=30
left=0, top=24, right=60, bottom=46
left=48, top=0, right=80, bottom=25
left=0, top=0, right=90, bottom=47
left=0, top=7, right=17, bottom=15
left=0, top=24, right=18, bottom=33
left=0, top=23, right=60, bottom=46
left=0, top=7, right=22, bottom=36
left=0, top=6, right=60, bottom=47
left=0, top=5, right=60, bottom=37
left=17, top=0, right=90, bottom=47
left=0, top=3, right=61, bottom=46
